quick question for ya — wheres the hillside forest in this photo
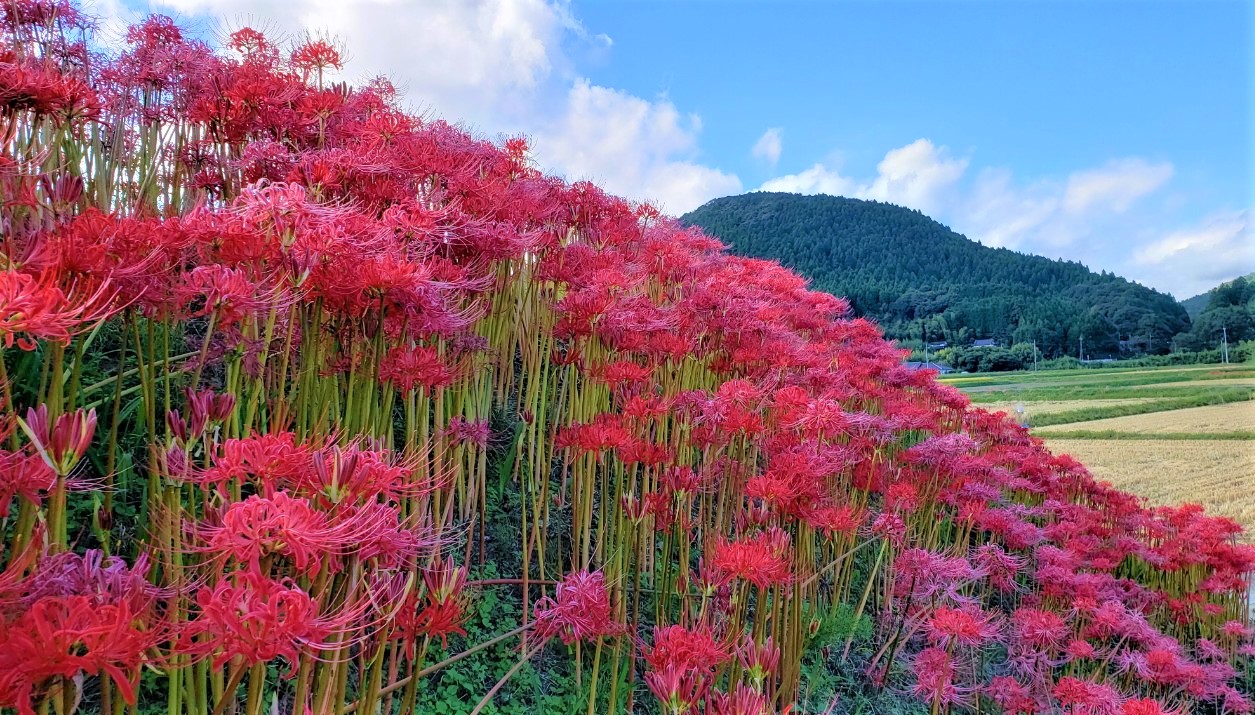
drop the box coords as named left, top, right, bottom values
left=681, top=193, right=1235, bottom=365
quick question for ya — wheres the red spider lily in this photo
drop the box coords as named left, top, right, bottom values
left=870, top=511, right=906, bottom=546
left=198, top=491, right=380, bottom=576
left=196, top=432, right=313, bottom=490
left=893, top=548, right=981, bottom=605
left=393, top=558, right=469, bottom=651
left=0, top=272, right=74, bottom=350
left=377, top=345, right=457, bottom=394
left=1220, top=620, right=1251, bottom=640
left=0, top=59, right=98, bottom=122
left=533, top=569, right=624, bottom=644
left=1013, top=608, right=1070, bottom=651
left=0, top=596, right=158, bottom=715
left=0, top=270, right=120, bottom=350
left=619, top=439, right=674, bottom=467
left=1051, top=677, right=1122, bottom=715
left=174, top=265, right=282, bottom=327
left=168, top=389, right=235, bottom=444
left=1121, top=698, right=1185, bottom=715
left=554, top=413, right=633, bottom=456
left=984, top=676, right=1039, bottom=715
left=290, top=36, right=343, bottom=77
left=18, top=550, right=165, bottom=613
left=590, top=359, right=653, bottom=388
left=737, top=635, right=780, bottom=691
left=444, top=417, right=489, bottom=448
left=973, top=543, right=1024, bottom=593
left=805, top=502, right=867, bottom=539
left=2, top=5, right=1254, bottom=712
left=707, top=684, right=769, bottom=715
left=1065, top=639, right=1097, bottom=661
left=302, top=444, right=437, bottom=505
left=644, top=664, right=710, bottom=715
left=710, top=528, right=793, bottom=589
left=187, top=570, right=353, bottom=674
left=925, top=605, right=1002, bottom=649
left=0, top=449, right=54, bottom=516
left=18, top=405, right=95, bottom=476
left=642, top=623, right=732, bottom=673
left=911, top=647, right=967, bottom=710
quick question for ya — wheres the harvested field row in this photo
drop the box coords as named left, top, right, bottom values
left=1045, top=439, right=1255, bottom=533
left=1037, top=401, right=1255, bottom=435
left=985, top=398, right=1159, bottom=417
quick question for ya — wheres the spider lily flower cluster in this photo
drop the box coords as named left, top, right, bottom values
left=1, top=3, right=1253, bottom=715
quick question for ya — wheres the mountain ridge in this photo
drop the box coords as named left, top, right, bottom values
left=1182, top=272, right=1255, bottom=320
left=681, top=192, right=1189, bottom=358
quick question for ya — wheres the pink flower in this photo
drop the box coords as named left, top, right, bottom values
left=18, top=405, right=95, bottom=475
left=533, top=570, right=623, bottom=645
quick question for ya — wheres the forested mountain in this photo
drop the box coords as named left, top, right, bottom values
left=681, top=193, right=1189, bottom=358
left=1174, top=274, right=1255, bottom=352
left=1182, top=272, right=1255, bottom=320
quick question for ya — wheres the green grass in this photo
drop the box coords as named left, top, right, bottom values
left=970, top=385, right=1253, bottom=405
left=942, top=364, right=1254, bottom=390
left=1020, top=390, right=1254, bottom=426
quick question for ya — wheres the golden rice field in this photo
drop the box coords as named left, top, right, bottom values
left=1043, top=439, right=1255, bottom=531
left=986, top=398, right=1158, bottom=417
left=954, top=363, right=1255, bottom=532
left=1036, top=400, right=1255, bottom=435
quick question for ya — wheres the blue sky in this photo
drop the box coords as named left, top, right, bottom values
left=574, top=1, right=1248, bottom=209
left=107, top=0, right=1252, bottom=298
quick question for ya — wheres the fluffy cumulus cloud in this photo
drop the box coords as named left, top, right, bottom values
left=760, top=163, right=855, bottom=197
left=533, top=81, right=741, bottom=214
left=759, top=139, right=966, bottom=216
left=143, top=0, right=736, bottom=213
left=751, top=128, right=783, bottom=167
left=860, top=139, right=969, bottom=216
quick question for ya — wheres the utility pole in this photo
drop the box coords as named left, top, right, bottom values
left=1222, top=326, right=1229, bottom=364
left=923, top=323, right=928, bottom=365
left=1079, top=336, right=1084, bottom=363
left=1033, top=341, right=1038, bottom=372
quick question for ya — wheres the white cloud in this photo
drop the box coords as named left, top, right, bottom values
left=1130, top=209, right=1254, bottom=297
left=760, top=163, right=855, bottom=196
left=751, top=127, right=783, bottom=167
left=951, top=158, right=1177, bottom=255
left=859, top=139, right=968, bottom=215
left=757, top=139, right=966, bottom=215
left=960, top=168, right=1060, bottom=248
left=533, top=80, right=742, bottom=214
left=151, top=0, right=578, bottom=125
left=759, top=139, right=1237, bottom=296
left=1063, top=158, right=1174, bottom=215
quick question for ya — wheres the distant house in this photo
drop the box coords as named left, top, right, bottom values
left=926, top=341, right=948, bottom=350
left=904, top=360, right=955, bottom=374
left=972, top=338, right=1000, bottom=348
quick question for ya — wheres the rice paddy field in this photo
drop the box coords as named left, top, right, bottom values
left=942, top=363, right=1255, bottom=531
